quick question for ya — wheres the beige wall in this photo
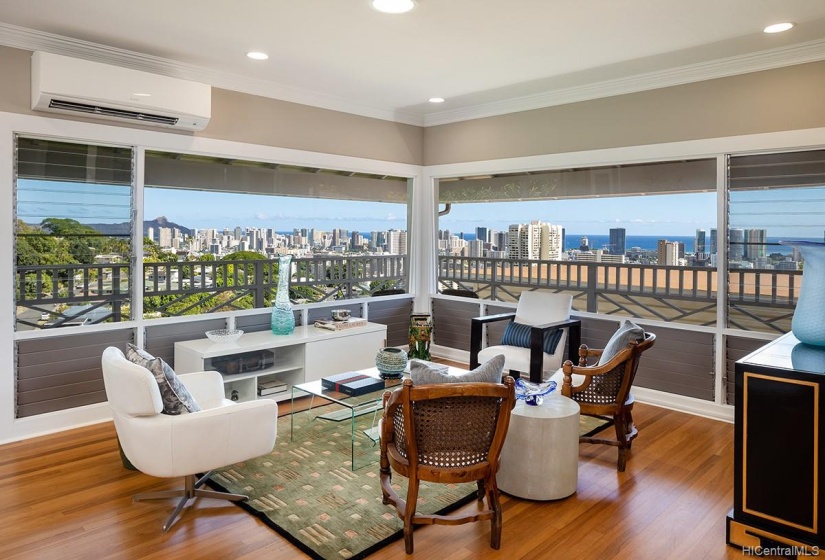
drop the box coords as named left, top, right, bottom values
left=0, top=45, right=425, bottom=165
left=4, top=43, right=825, bottom=168
left=424, top=60, right=825, bottom=165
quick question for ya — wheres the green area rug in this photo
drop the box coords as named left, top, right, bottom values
left=208, top=405, right=610, bottom=560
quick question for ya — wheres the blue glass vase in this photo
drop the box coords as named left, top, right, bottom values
left=271, top=255, right=295, bottom=335
left=782, top=241, right=825, bottom=346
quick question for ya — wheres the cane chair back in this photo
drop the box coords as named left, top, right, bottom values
left=380, top=377, right=515, bottom=553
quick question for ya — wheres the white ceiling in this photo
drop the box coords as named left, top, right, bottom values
left=2, top=0, right=825, bottom=126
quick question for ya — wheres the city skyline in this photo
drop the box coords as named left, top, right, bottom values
left=144, top=188, right=724, bottom=237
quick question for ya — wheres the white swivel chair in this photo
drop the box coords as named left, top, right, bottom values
left=101, top=346, right=278, bottom=532
left=470, top=292, right=581, bottom=383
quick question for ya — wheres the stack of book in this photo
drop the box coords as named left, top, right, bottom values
left=321, top=371, right=385, bottom=396
left=257, top=379, right=288, bottom=397
left=314, top=317, right=368, bottom=331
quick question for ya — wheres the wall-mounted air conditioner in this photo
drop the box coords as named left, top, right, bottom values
left=31, top=51, right=211, bottom=131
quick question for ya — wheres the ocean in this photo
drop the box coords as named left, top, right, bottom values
left=457, top=233, right=810, bottom=254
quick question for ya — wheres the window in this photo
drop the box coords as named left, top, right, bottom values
left=14, top=137, right=134, bottom=331
left=436, top=158, right=718, bottom=325
left=140, top=151, right=411, bottom=317
left=727, top=149, right=825, bottom=334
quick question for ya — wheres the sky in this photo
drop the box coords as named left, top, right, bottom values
left=144, top=188, right=722, bottom=237
left=21, top=181, right=824, bottom=240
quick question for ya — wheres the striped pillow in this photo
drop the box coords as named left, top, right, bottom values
left=500, top=322, right=564, bottom=355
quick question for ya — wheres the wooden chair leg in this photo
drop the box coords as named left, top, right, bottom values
left=403, top=477, right=420, bottom=554
left=614, top=413, right=630, bottom=472
left=476, top=479, right=485, bottom=501
left=486, top=475, right=502, bottom=550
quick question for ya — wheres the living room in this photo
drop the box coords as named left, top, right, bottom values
left=2, top=2, right=825, bottom=558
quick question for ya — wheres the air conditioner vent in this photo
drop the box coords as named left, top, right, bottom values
left=48, top=99, right=180, bottom=126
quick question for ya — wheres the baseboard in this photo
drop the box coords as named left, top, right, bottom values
left=631, top=387, right=734, bottom=423
left=430, top=345, right=735, bottom=423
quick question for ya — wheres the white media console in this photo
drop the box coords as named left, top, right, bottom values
left=174, top=322, right=388, bottom=403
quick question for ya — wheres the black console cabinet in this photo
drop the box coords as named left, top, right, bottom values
left=727, top=332, right=824, bottom=555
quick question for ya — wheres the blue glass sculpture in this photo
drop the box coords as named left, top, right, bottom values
left=780, top=241, right=825, bottom=346
left=270, top=255, right=295, bottom=335
left=514, top=377, right=557, bottom=406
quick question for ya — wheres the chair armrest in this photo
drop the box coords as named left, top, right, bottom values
left=122, top=398, right=278, bottom=478
left=470, top=313, right=516, bottom=369
left=178, top=371, right=226, bottom=409
left=525, top=318, right=582, bottom=383
left=471, top=312, right=516, bottom=325
left=560, top=345, right=635, bottom=397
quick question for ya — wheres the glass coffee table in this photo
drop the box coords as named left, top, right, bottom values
left=290, top=364, right=465, bottom=470
left=290, top=367, right=399, bottom=470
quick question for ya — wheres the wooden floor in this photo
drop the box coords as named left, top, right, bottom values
left=0, top=396, right=755, bottom=559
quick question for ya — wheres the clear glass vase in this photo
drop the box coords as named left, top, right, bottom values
left=271, top=255, right=295, bottom=335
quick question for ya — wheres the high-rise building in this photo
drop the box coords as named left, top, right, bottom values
left=467, top=239, right=485, bottom=257
left=398, top=230, right=408, bottom=255
left=508, top=222, right=542, bottom=260
left=158, top=227, right=173, bottom=248
left=694, top=229, right=707, bottom=257
left=493, top=231, right=508, bottom=253
left=609, top=228, right=627, bottom=255
left=729, top=228, right=745, bottom=261
left=744, top=228, right=767, bottom=260
left=579, top=236, right=590, bottom=251
left=475, top=227, right=489, bottom=243
left=543, top=223, right=564, bottom=260
left=710, top=228, right=718, bottom=255
left=657, top=239, right=680, bottom=265
left=508, top=221, right=562, bottom=260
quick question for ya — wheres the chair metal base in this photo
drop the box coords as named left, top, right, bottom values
left=133, top=471, right=248, bottom=532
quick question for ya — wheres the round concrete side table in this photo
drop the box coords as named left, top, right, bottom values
left=497, top=394, right=580, bottom=500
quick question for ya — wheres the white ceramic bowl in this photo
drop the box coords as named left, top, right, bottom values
left=205, top=329, right=244, bottom=343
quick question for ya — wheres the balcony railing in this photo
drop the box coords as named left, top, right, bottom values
left=15, top=254, right=407, bottom=330
left=437, top=256, right=800, bottom=333
left=14, top=254, right=798, bottom=334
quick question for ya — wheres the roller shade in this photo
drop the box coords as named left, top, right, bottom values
left=438, top=158, right=716, bottom=203
left=145, top=151, right=409, bottom=203
left=729, top=149, right=825, bottom=190
left=16, top=137, right=133, bottom=185
left=15, top=136, right=133, bottom=225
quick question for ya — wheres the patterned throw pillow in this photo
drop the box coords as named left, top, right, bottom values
left=597, top=320, right=645, bottom=366
left=410, top=354, right=505, bottom=384
left=500, top=321, right=563, bottom=355
left=125, top=344, right=201, bottom=415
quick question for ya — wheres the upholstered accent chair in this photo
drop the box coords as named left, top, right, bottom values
left=101, top=346, right=278, bottom=531
left=470, top=291, right=581, bottom=383
left=379, top=376, right=516, bottom=553
left=555, top=330, right=656, bottom=471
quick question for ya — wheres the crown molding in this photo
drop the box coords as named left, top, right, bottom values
left=423, top=38, right=825, bottom=127
left=3, top=22, right=824, bottom=129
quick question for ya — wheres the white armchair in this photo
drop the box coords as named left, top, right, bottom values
left=101, top=346, right=278, bottom=531
left=470, top=292, right=581, bottom=383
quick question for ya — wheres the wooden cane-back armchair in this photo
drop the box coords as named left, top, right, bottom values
left=561, top=331, right=655, bottom=471
left=379, top=377, right=516, bottom=554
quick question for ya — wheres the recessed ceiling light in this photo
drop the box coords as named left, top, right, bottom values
left=246, top=51, right=269, bottom=60
left=371, top=0, right=416, bottom=14
left=428, top=97, right=445, bottom=103
left=132, top=93, right=152, bottom=97
left=763, top=22, right=794, bottom=33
